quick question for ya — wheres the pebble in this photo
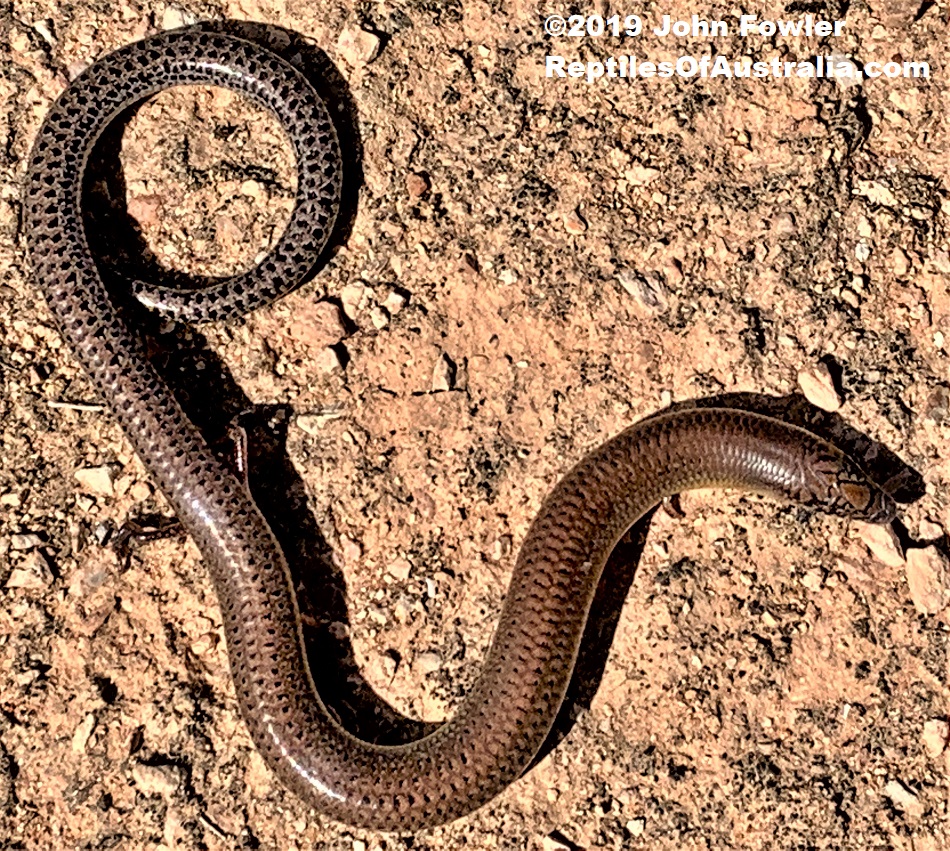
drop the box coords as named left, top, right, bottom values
left=563, top=208, right=588, bottom=235
left=921, top=719, right=949, bottom=758
left=904, top=546, right=950, bottom=614
left=857, top=522, right=905, bottom=567
left=540, top=834, right=572, bottom=851
left=770, top=212, right=796, bottom=236
left=339, top=535, right=362, bottom=564
left=161, top=5, right=196, bottom=29
left=71, top=713, right=96, bottom=753
left=797, top=362, right=842, bottom=411
left=369, top=306, right=390, bottom=330
left=917, top=519, right=944, bottom=541
left=132, top=763, right=181, bottom=797
left=883, top=779, right=924, bottom=818
left=406, top=171, right=430, bottom=198
left=387, top=556, right=412, bottom=581
left=383, top=290, right=408, bottom=315
left=297, top=411, right=342, bottom=435
left=337, top=24, right=381, bottom=65
left=626, top=818, right=646, bottom=837
left=415, top=652, right=441, bottom=674
left=6, top=552, right=53, bottom=589
left=315, top=346, right=345, bottom=374
left=892, top=247, right=911, bottom=277
left=289, top=300, right=347, bottom=347
left=10, top=533, right=43, bottom=550
left=340, top=283, right=369, bottom=319
left=74, top=465, right=116, bottom=496
left=617, top=269, right=669, bottom=316
left=491, top=535, right=513, bottom=561
left=431, top=353, right=456, bottom=392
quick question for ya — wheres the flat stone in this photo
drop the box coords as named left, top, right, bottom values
left=74, top=465, right=116, bottom=496
left=857, top=522, right=905, bottom=567
left=905, top=546, right=950, bottom=614
left=883, top=779, right=924, bottom=818
left=797, top=362, right=842, bottom=411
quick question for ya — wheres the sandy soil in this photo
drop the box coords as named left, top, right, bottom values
left=2, top=1, right=949, bottom=849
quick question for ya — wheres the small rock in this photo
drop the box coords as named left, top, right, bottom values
left=340, top=283, right=369, bottom=319
left=339, top=535, right=362, bottom=564
left=883, top=779, right=925, bottom=818
left=288, top=300, right=347, bottom=348
left=10, top=533, right=43, bottom=551
left=626, top=817, right=646, bottom=837
left=797, top=362, right=842, bottom=412
left=431, top=353, right=456, bottom=392
left=315, top=346, right=345, bottom=374
left=415, top=652, right=441, bottom=674
left=857, top=522, right=905, bottom=567
left=563, top=208, right=588, bottom=235
left=383, top=290, right=408, bottom=315
left=904, top=547, right=950, bottom=614
left=75, top=465, right=116, bottom=497
left=297, top=408, right=345, bottom=435
left=369, top=306, right=390, bottom=330
left=161, top=5, right=197, bottom=30
left=387, top=557, right=412, bottom=581
left=491, top=535, right=513, bottom=561
left=406, top=172, right=430, bottom=198
left=129, top=481, right=152, bottom=502
left=353, top=841, right=367, bottom=851
left=801, top=569, right=823, bottom=591
left=617, top=270, right=669, bottom=316
left=917, top=519, right=944, bottom=541
left=6, top=552, right=53, bottom=589
left=770, top=213, right=796, bottom=236
left=132, top=763, right=181, bottom=797
left=893, top=247, right=911, bottom=277
left=71, top=713, right=96, bottom=754
left=625, top=164, right=660, bottom=185
left=337, top=23, right=381, bottom=65
left=921, top=719, right=949, bottom=758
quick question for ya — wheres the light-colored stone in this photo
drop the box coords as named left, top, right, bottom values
left=6, top=552, right=52, bottom=589
left=71, top=713, right=96, bottom=753
left=431, top=353, right=456, bottom=392
left=904, top=546, right=950, bottom=614
left=415, top=651, right=441, bottom=674
left=10, top=533, right=43, bottom=550
left=383, top=290, right=407, bottom=315
left=337, top=24, right=381, bottom=65
left=564, top=208, right=588, bottom=234
left=857, top=522, right=905, bottom=567
left=883, top=779, right=924, bottom=818
left=387, top=556, right=411, bottom=581
left=132, top=763, right=181, bottom=797
left=75, top=465, right=116, bottom=496
left=921, top=719, right=949, bottom=758
left=369, top=306, right=390, bottom=329
left=797, top=362, right=842, bottom=411
left=315, top=346, right=344, bottom=374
